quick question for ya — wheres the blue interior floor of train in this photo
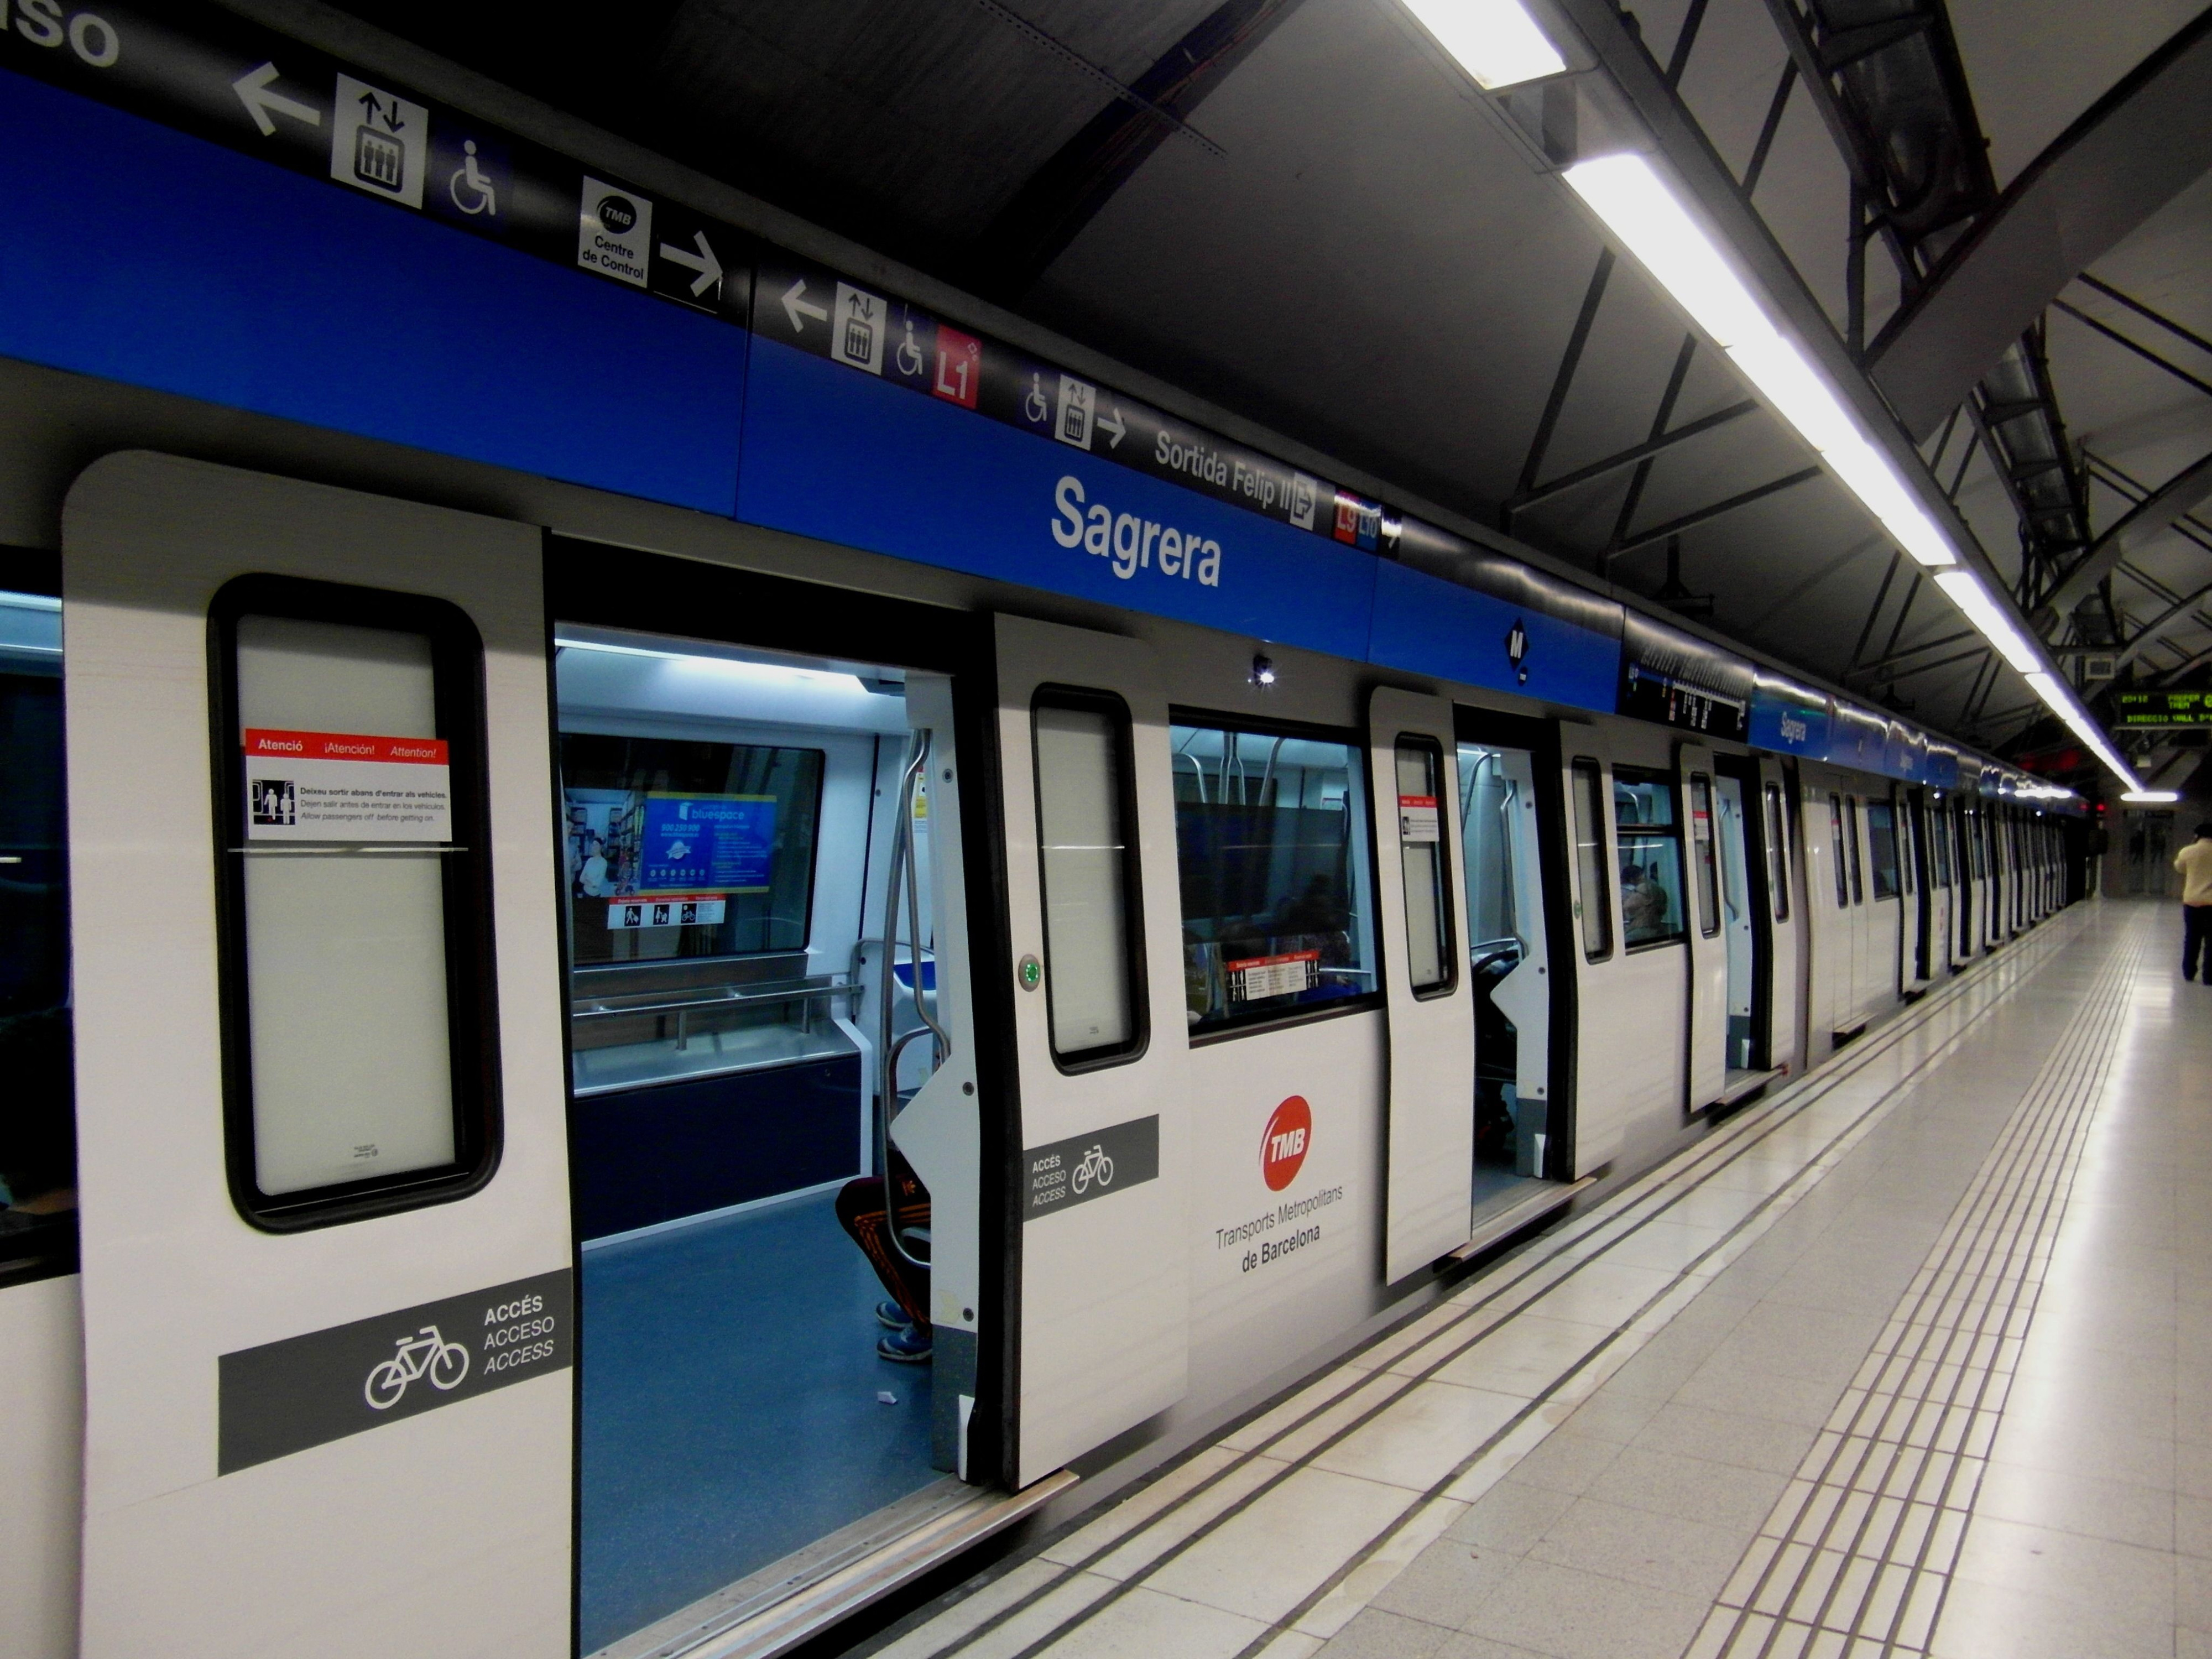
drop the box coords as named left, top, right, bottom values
left=579, top=1187, right=939, bottom=1653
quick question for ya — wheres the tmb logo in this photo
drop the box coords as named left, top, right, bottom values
left=1261, top=1095, right=1312, bottom=1192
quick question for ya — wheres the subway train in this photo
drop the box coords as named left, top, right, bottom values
left=0, top=20, right=2082, bottom=1659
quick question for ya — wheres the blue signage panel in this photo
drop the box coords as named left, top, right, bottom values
left=1366, top=559, right=1621, bottom=714
left=639, top=794, right=776, bottom=893
left=736, top=337, right=1381, bottom=661
left=1748, top=674, right=1832, bottom=757
left=0, top=70, right=745, bottom=514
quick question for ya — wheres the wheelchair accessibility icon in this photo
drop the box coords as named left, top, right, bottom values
left=448, top=139, right=498, bottom=218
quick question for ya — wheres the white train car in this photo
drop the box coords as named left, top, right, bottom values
left=0, top=16, right=2086, bottom=1659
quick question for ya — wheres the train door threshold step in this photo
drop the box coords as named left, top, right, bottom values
left=1718, top=1067, right=1780, bottom=1107
left=1445, top=1177, right=1593, bottom=1265
left=593, top=1470, right=1079, bottom=1659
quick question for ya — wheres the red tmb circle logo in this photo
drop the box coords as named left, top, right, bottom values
left=1261, top=1095, right=1312, bottom=1192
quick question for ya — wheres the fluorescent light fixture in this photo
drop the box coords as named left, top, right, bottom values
left=2023, top=670, right=2072, bottom=716
left=1562, top=152, right=1954, bottom=568
left=2122, top=790, right=2181, bottom=804
left=1932, top=571, right=2039, bottom=672
left=1402, top=0, right=1566, bottom=88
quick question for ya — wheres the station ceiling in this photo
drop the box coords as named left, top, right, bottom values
left=328, top=0, right=2212, bottom=792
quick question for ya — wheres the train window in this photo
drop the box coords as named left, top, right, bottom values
left=1612, top=766, right=1686, bottom=950
left=1688, top=773, right=1720, bottom=938
left=1, top=583, right=73, bottom=1286
left=1866, top=801, right=1901, bottom=900
left=1395, top=738, right=1454, bottom=995
left=1170, top=717, right=1378, bottom=1035
left=211, top=577, right=497, bottom=1228
left=1570, top=759, right=1612, bottom=961
left=1845, top=797, right=1865, bottom=904
left=1762, top=782, right=1790, bottom=921
left=1829, top=795, right=1849, bottom=907
left=1034, top=692, right=1145, bottom=1065
left=561, top=735, right=825, bottom=964
left=1932, top=806, right=1950, bottom=886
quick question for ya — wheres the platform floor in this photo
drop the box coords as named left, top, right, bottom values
left=866, top=897, right=2210, bottom=1659
left=581, top=1188, right=938, bottom=1653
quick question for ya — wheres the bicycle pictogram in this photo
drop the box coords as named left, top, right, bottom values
left=1071, top=1143, right=1115, bottom=1194
left=364, top=1324, right=470, bottom=1410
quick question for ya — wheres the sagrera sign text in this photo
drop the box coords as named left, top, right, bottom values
left=1052, top=474, right=1223, bottom=586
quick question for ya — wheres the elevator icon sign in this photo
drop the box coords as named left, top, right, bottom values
left=330, top=75, right=427, bottom=209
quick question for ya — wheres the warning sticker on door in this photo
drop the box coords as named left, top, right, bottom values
left=243, top=728, right=452, bottom=842
left=1398, top=794, right=1440, bottom=843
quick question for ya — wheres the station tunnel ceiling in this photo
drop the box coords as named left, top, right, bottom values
left=328, top=0, right=2212, bottom=784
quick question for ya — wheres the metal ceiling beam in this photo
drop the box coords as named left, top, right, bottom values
left=1506, top=398, right=1757, bottom=513
left=969, top=0, right=1305, bottom=293
left=2041, top=447, right=2212, bottom=619
left=1865, top=5, right=2212, bottom=438
left=2111, top=578, right=2212, bottom=675
left=1548, top=0, right=2002, bottom=588
left=1604, top=466, right=1823, bottom=563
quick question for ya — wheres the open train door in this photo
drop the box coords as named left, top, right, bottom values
left=61, top=455, right=572, bottom=1658
left=1678, top=744, right=1728, bottom=1109
left=994, top=615, right=1191, bottom=1488
left=1755, top=758, right=1803, bottom=1073
left=1370, top=688, right=1477, bottom=1281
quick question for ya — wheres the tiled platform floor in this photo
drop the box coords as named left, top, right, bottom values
left=862, top=898, right=2210, bottom=1659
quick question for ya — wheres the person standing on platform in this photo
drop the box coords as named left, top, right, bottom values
left=2179, top=822, right=2212, bottom=982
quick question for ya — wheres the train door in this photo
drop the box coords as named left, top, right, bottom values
left=1369, top=691, right=1475, bottom=1279
left=1920, top=795, right=1951, bottom=980
left=0, top=566, right=76, bottom=1659
left=1754, top=760, right=1802, bottom=1074
left=1819, top=788, right=1854, bottom=1041
left=1457, top=716, right=1559, bottom=1207
left=548, top=545, right=1006, bottom=1652
left=1865, top=790, right=1906, bottom=1001
left=1709, top=759, right=1764, bottom=1093
left=62, top=455, right=572, bottom=1659
left=1679, top=747, right=1727, bottom=1110
left=995, top=615, right=1191, bottom=1487
left=1955, top=803, right=1979, bottom=962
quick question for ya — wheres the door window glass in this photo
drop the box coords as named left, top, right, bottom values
left=1829, top=794, right=1849, bottom=907
left=1763, top=782, right=1790, bottom=921
left=1, top=587, right=72, bottom=1285
left=1845, top=797, right=1865, bottom=904
left=213, top=583, right=497, bottom=1224
left=1932, top=806, right=1951, bottom=885
left=1394, top=738, right=1453, bottom=994
left=1866, top=800, right=1901, bottom=900
left=1570, top=759, right=1611, bottom=960
left=1034, top=694, right=1142, bottom=1062
left=1171, top=719, right=1377, bottom=1034
left=1689, top=773, right=1720, bottom=938
left=1613, top=766, right=1685, bottom=948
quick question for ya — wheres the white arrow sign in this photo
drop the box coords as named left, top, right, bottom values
left=781, top=278, right=830, bottom=334
left=233, top=63, right=322, bottom=138
left=1097, top=405, right=1128, bottom=448
left=658, top=231, right=724, bottom=299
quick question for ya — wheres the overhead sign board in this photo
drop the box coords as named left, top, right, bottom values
left=0, top=0, right=749, bottom=326
left=2116, top=691, right=2212, bottom=727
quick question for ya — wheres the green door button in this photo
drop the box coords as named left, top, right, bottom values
left=1018, top=953, right=1042, bottom=992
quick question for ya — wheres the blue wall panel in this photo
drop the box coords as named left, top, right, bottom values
left=0, top=70, right=744, bottom=514
left=737, top=337, right=1380, bottom=662
left=1365, top=559, right=1621, bottom=715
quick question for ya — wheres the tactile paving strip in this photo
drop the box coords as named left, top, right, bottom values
left=1687, top=922, right=2150, bottom=1659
